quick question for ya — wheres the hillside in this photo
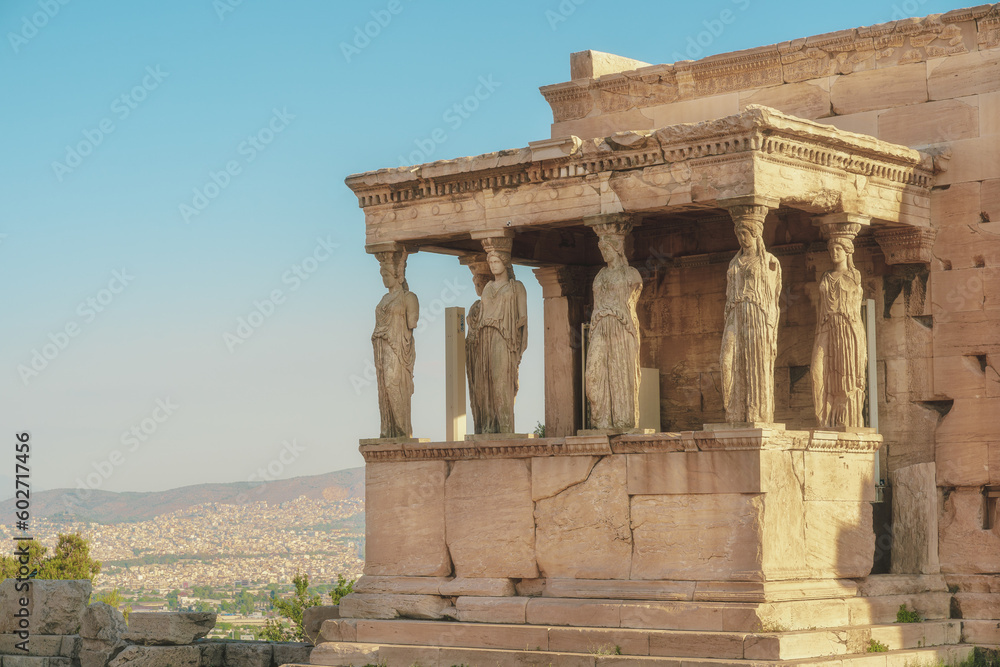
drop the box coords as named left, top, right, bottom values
left=3, top=468, right=364, bottom=524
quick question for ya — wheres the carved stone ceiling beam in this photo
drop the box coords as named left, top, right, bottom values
left=346, top=106, right=933, bottom=253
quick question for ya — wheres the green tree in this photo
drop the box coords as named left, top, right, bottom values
left=41, top=534, right=101, bottom=581
left=259, top=572, right=320, bottom=641
left=0, top=534, right=100, bottom=582
left=330, top=574, right=355, bottom=605
left=0, top=539, right=47, bottom=579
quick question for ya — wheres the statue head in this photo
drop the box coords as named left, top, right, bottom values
left=735, top=217, right=764, bottom=254
left=375, top=250, right=408, bottom=291
left=828, top=237, right=855, bottom=270
left=592, top=219, right=632, bottom=266
left=481, top=236, right=515, bottom=281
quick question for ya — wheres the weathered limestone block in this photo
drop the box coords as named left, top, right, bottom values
left=309, top=641, right=379, bottom=666
left=338, top=593, right=452, bottom=620
left=108, top=645, right=200, bottom=666
left=933, top=134, right=1000, bottom=186
left=123, top=612, right=215, bottom=646
left=195, top=641, right=223, bottom=666
left=627, top=450, right=762, bottom=495
left=273, top=643, right=312, bottom=665
left=890, top=462, right=941, bottom=575
left=80, top=603, right=126, bottom=643
left=952, top=592, right=1000, bottom=619
left=630, top=494, right=764, bottom=581
left=531, top=455, right=597, bottom=501
left=454, top=596, right=528, bottom=624
left=317, top=619, right=357, bottom=643
left=365, top=460, right=451, bottom=577
left=2, top=658, right=72, bottom=667
left=877, top=98, right=979, bottom=147
left=0, top=580, right=91, bottom=636
left=803, top=451, right=876, bottom=502
left=0, top=633, right=72, bottom=656
left=939, top=487, right=1000, bottom=573
left=740, top=80, right=832, bottom=120
left=945, top=574, right=1000, bottom=593
left=830, top=63, right=928, bottom=115
left=445, top=459, right=538, bottom=578
left=439, top=577, right=515, bottom=597
left=534, top=456, right=631, bottom=579
left=760, top=450, right=807, bottom=580
left=937, top=439, right=991, bottom=488
left=223, top=641, right=271, bottom=667
left=79, top=602, right=127, bottom=667
left=803, top=500, right=874, bottom=578
left=302, top=605, right=339, bottom=645
left=353, top=575, right=447, bottom=595
left=928, top=49, right=1000, bottom=100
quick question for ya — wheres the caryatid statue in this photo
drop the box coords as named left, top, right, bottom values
left=720, top=200, right=782, bottom=424
left=371, top=248, right=419, bottom=439
left=471, top=236, right=527, bottom=434
left=585, top=217, right=643, bottom=431
left=462, top=254, right=494, bottom=434
left=812, top=217, right=868, bottom=429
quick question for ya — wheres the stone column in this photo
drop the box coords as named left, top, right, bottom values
left=460, top=253, right=495, bottom=437
left=468, top=229, right=528, bottom=436
left=582, top=213, right=644, bottom=433
left=717, top=196, right=782, bottom=426
left=362, top=242, right=423, bottom=444
left=812, top=213, right=871, bottom=430
left=533, top=266, right=588, bottom=437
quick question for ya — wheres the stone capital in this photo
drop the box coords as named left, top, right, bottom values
left=533, top=266, right=589, bottom=299
left=719, top=196, right=779, bottom=230
left=584, top=213, right=635, bottom=238
left=813, top=213, right=871, bottom=242
left=365, top=241, right=412, bottom=255
left=471, top=229, right=515, bottom=256
left=873, top=226, right=938, bottom=265
left=469, top=228, right=516, bottom=241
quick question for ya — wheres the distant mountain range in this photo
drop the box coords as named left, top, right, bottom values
left=2, top=468, right=364, bottom=524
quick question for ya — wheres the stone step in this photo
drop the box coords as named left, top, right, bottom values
left=318, top=618, right=961, bottom=661
left=310, top=641, right=975, bottom=667
left=339, top=591, right=952, bottom=633
left=962, top=619, right=1000, bottom=644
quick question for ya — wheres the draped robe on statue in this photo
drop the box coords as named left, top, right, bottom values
left=812, top=269, right=867, bottom=428
left=475, top=279, right=525, bottom=433
left=465, top=298, right=487, bottom=432
left=721, top=249, right=782, bottom=423
left=586, top=264, right=643, bottom=430
left=372, top=290, right=415, bottom=438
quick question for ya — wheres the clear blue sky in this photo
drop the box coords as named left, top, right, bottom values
left=0, top=0, right=966, bottom=497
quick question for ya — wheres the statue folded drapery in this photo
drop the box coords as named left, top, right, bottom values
left=586, top=223, right=643, bottom=430
left=371, top=250, right=419, bottom=438
left=720, top=212, right=782, bottom=424
left=812, top=237, right=867, bottom=428
left=464, top=257, right=494, bottom=434
left=472, top=240, right=527, bottom=434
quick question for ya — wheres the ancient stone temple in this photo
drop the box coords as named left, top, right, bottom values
left=316, top=5, right=1000, bottom=665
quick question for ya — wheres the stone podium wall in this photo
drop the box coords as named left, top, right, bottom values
left=359, top=429, right=879, bottom=593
